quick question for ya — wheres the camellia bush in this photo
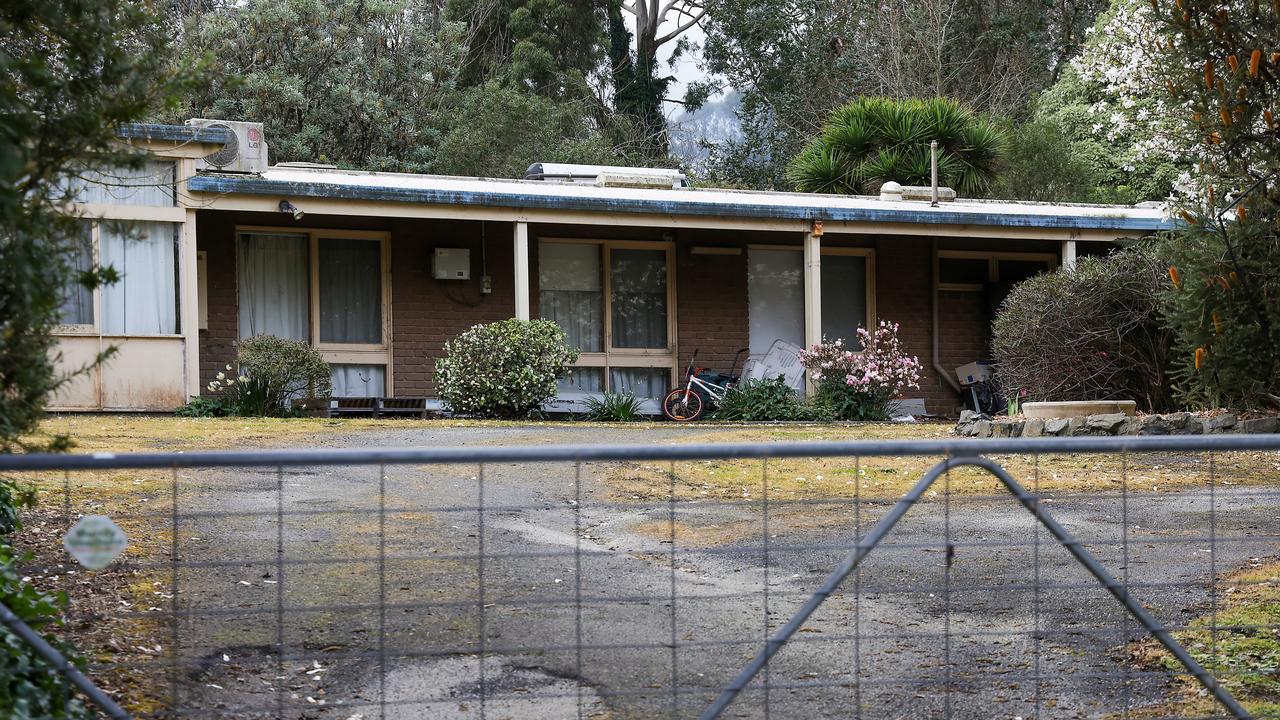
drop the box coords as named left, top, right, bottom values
left=992, top=244, right=1174, bottom=412
left=436, top=319, right=579, bottom=418
left=798, top=321, right=922, bottom=421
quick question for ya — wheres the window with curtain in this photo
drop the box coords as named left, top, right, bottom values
left=319, top=238, right=382, bottom=344
left=539, top=243, right=603, bottom=352
left=100, top=220, right=178, bottom=334
left=747, top=248, right=804, bottom=359
left=610, top=248, right=667, bottom=349
left=609, top=367, right=668, bottom=399
left=821, top=254, right=868, bottom=349
left=58, top=222, right=95, bottom=326
left=57, top=161, right=176, bottom=207
left=331, top=364, right=385, bottom=397
left=238, top=232, right=310, bottom=340
left=557, top=367, right=604, bottom=394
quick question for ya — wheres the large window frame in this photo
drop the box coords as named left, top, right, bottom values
left=538, top=237, right=678, bottom=394
left=936, top=250, right=1059, bottom=291
left=236, top=226, right=394, bottom=393
left=747, top=243, right=878, bottom=344
left=54, top=218, right=183, bottom=338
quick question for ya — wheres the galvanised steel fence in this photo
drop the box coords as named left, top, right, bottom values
left=2, top=434, right=1278, bottom=719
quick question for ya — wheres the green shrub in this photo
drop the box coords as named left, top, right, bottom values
left=174, top=396, right=228, bottom=417
left=582, top=390, right=645, bottom=421
left=205, top=335, right=332, bottom=416
left=711, top=376, right=824, bottom=421
left=992, top=244, right=1174, bottom=412
left=435, top=319, right=580, bottom=418
left=0, top=544, right=92, bottom=719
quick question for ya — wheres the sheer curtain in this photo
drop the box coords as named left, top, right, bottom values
left=58, top=222, right=95, bottom=326
left=747, top=248, right=804, bottom=358
left=238, top=233, right=310, bottom=340
left=609, top=368, right=668, bottom=399
left=100, top=220, right=178, bottom=334
left=319, top=238, right=382, bottom=343
left=538, top=242, right=603, bottom=352
left=331, top=364, right=385, bottom=397
left=58, top=161, right=176, bottom=207
left=610, top=248, right=667, bottom=349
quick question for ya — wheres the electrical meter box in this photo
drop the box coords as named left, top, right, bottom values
left=432, top=248, right=470, bottom=280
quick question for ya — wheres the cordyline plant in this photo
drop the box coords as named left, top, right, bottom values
left=798, top=321, right=922, bottom=421
left=1148, top=0, right=1280, bottom=410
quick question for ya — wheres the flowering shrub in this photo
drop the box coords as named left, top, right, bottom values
left=435, top=319, right=579, bottom=418
left=798, top=321, right=921, bottom=421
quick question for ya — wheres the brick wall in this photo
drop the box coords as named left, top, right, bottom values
left=196, top=212, right=239, bottom=387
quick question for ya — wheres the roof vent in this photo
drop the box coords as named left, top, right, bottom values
left=525, top=162, right=687, bottom=189
left=879, top=181, right=904, bottom=201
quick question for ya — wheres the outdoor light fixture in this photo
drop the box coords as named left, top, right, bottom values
left=278, top=199, right=304, bottom=220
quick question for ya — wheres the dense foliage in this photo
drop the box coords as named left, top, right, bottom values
left=992, top=245, right=1174, bottom=412
left=787, top=97, right=1005, bottom=195
left=0, top=545, right=91, bottom=720
left=3, top=0, right=203, bottom=708
left=710, top=376, right=822, bottom=421
left=1154, top=0, right=1280, bottom=410
left=799, top=322, right=922, bottom=421
left=699, top=0, right=1109, bottom=188
left=436, top=319, right=579, bottom=418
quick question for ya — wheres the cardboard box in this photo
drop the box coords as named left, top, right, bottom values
left=954, top=361, right=992, bottom=386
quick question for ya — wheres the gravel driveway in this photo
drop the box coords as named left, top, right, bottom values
left=159, top=425, right=1277, bottom=719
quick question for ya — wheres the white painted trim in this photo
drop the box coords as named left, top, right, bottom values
left=1062, top=239, right=1078, bottom=269
left=180, top=208, right=200, bottom=399
left=514, top=222, right=530, bottom=321
left=803, top=231, right=822, bottom=396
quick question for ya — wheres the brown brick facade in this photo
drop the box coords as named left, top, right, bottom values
left=198, top=209, right=1063, bottom=416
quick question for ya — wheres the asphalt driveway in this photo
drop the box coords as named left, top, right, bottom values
left=150, top=424, right=1277, bottom=719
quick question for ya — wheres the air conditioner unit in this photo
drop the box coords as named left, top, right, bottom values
left=186, top=119, right=269, bottom=174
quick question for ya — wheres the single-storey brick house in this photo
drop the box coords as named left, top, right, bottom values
left=49, top=121, right=1173, bottom=416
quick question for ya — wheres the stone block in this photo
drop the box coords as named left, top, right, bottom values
left=974, top=420, right=992, bottom=438
left=1205, top=413, right=1238, bottom=433
left=1022, top=418, right=1045, bottom=437
left=1138, top=415, right=1169, bottom=435
left=1044, top=418, right=1070, bottom=436
left=1241, top=417, right=1280, bottom=434
left=1085, top=413, right=1128, bottom=435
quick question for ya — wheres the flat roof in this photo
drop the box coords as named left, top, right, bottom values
left=187, top=160, right=1173, bottom=233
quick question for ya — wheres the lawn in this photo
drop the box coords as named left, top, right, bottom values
left=604, top=423, right=1280, bottom=502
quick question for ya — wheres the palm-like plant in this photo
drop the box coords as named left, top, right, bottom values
left=787, top=97, right=1007, bottom=197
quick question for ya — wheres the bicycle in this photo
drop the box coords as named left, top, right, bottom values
left=661, top=348, right=748, bottom=422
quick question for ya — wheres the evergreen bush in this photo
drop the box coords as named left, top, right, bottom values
left=436, top=319, right=579, bottom=418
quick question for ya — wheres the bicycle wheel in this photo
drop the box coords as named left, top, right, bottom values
left=662, top=388, right=704, bottom=422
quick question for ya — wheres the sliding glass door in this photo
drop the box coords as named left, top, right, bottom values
left=238, top=228, right=391, bottom=397
left=539, top=239, right=675, bottom=400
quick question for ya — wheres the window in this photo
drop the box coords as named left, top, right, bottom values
left=237, top=229, right=391, bottom=396
left=937, top=251, right=1057, bottom=291
left=57, top=161, right=177, bottom=207
left=99, top=221, right=179, bottom=335
left=747, top=246, right=875, bottom=368
left=57, top=222, right=95, bottom=327
left=539, top=239, right=674, bottom=399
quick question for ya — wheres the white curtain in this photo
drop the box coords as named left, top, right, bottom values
left=58, top=222, right=95, bottom=325
left=100, top=221, right=178, bottom=334
left=238, top=233, right=310, bottom=340
left=610, top=248, right=667, bottom=349
left=539, top=242, right=603, bottom=352
left=821, top=254, right=868, bottom=348
left=610, top=367, right=668, bottom=399
left=319, top=238, right=382, bottom=344
left=58, top=161, right=176, bottom=207
left=748, top=249, right=804, bottom=359
left=557, top=367, right=604, bottom=394
left=331, top=364, right=385, bottom=397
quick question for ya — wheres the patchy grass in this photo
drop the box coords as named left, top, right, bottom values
left=606, top=423, right=1280, bottom=502
left=1129, top=559, right=1280, bottom=719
